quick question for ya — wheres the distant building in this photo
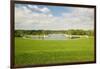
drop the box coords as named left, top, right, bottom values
left=23, top=34, right=88, bottom=40
left=45, top=34, right=68, bottom=40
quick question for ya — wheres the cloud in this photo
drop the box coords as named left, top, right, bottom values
left=40, top=7, right=50, bottom=13
left=26, top=4, right=51, bottom=14
left=15, top=4, right=94, bottom=30
left=61, top=7, right=94, bottom=29
left=15, top=4, right=55, bottom=30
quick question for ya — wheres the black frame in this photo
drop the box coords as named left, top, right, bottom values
left=10, top=0, right=96, bottom=68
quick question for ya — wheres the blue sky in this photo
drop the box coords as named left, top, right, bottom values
left=15, top=4, right=94, bottom=30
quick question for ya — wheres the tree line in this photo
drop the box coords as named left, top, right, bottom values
left=15, top=29, right=94, bottom=37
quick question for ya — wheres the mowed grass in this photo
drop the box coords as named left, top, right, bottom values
left=15, top=37, right=94, bottom=66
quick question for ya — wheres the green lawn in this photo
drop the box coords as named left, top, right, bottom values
left=15, top=37, right=94, bottom=66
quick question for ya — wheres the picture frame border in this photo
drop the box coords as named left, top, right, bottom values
left=10, top=0, right=96, bottom=68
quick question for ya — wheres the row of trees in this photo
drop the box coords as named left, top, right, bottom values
left=15, top=29, right=94, bottom=37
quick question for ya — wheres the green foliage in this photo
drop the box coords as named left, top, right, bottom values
left=15, top=29, right=94, bottom=37
left=67, top=29, right=94, bottom=35
left=15, top=30, right=24, bottom=37
left=85, top=30, right=94, bottom=36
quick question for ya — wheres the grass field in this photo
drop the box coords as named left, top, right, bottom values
left=15, top=37, right=94, bottom=66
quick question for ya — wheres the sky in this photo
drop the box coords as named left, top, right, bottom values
left=15, top=3, right=94, bottom=30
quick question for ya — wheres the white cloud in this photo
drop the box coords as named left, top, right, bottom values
left=15, top=5, right=55, bottom=30
left=27, top=5, right=51, bottom=13
left=61, top=7, right=94, bottom=30
left=28, top=5, right=38, bottom=9
left=40, top=7, right=51, bottom=13
left=15, top=4, right=94, bottom=30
